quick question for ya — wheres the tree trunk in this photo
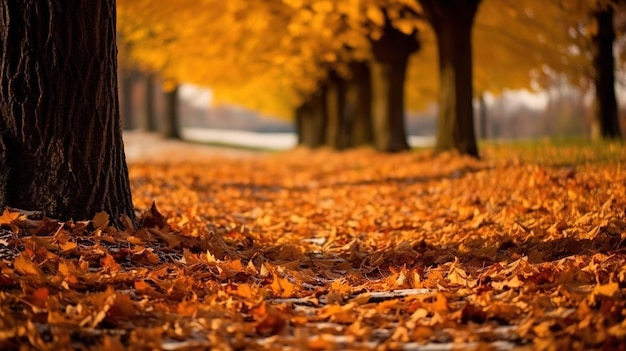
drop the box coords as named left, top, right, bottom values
left=164, top=85, right=181, bottom=139
left=346, top=62, right=373, bottom=147
left=591, top=5, right=621, bottom=140
left=119, top=67, right=137, bottom=130
left=419, top=0, right=480, bottom=157
left=325, top=71, right=351, bottom=150
left=370, top=14, right=419, bottom=152
left=0, top=0, right=135, bottom=224
left=296, top=88, right=327, bottom=148
left=144, top=73, right=158, bottom=132
left=478, top=93, right=487, bottom=139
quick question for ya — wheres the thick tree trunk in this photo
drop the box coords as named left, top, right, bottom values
left=346, top=62, right=373, bottom=147
left=164, top=85, right=181, bottom=139
left=370, top=59, right=409, bottom=152
left=296, top=88, right=327, bottom=148
left=370, top=15, right=419, bottom=153
left=0, top=0, right=135, bottom=223
left=419, top=0, right=480, bottom=157
left=591, top=6, right=621, bottom=140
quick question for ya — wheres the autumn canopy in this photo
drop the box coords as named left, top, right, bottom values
left=118, top=0, right=623, bottom=155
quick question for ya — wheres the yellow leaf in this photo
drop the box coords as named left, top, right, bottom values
left=591, top=282, right=619, bottom=297
left=206, top=250, right=218, bottom=263
left=330, top=279, right=352, bottom=296
left=260, top=263, right=270, bottom=278
left=14, top=254, right=42, bottom=276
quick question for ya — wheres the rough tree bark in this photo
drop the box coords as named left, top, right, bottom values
left=370, top=12, right=419, bottom=152
left=418, top=0, right=481, bottom=157
left=0, top=0, right=135, bottom=223
left=591, top=5, right=622, bottom=140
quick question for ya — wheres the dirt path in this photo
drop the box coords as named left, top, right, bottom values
left=123, top=131, right=262, bottom=163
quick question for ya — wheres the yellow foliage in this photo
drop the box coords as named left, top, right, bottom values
left=117, top=0, right=616, bottom=117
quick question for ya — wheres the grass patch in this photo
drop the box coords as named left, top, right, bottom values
left=480, top=137, right=625, bottom=166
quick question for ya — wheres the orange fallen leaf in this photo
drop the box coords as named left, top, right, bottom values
left=14, top=254, right=42, bottom=276
left=234, top=283, right=254, bottom=298
left=270, top=272, right=295, bottom=298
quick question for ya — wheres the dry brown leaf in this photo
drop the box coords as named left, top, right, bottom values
left=92, top=211, right=110, bottom=229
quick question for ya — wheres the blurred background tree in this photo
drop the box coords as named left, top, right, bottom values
left=117, top=0, right=625, bottom=156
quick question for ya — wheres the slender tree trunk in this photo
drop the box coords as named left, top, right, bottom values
left=296, top=88, right=327, bottom=148
left=325, top=72, right=341, bottom=149
left=119, top=67, right=137, bottom=130
left=370, top=13, right=419, bottom=152
left=144, top=73, right=157, bottom=132
left=0, top=0, right=135, bottom=223
left=164, top=85, right=181, bottom=139
left=325, top=71, right=351, bottom=150
left=347, top=62, right=373, bottom=147
left=419, top=0, right=480, bottom=157
left=591, top=5, right=621, bottom=140
left=478, top=93, right=487, bottom=139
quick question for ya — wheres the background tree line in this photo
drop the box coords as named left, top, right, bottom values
left=118, top=0, right=625, bottom=158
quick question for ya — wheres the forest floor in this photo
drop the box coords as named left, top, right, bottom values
left=1, top=134, right=626, bottom=350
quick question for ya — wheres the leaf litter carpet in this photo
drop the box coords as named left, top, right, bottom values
left=1, top=145, right=626, bottom=350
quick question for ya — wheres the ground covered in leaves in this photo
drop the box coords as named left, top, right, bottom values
left=1, top=142, right=626, bottom=350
